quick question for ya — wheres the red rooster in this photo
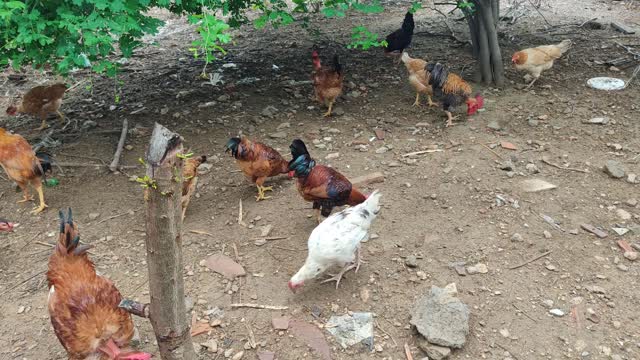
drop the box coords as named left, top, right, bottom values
left=288, top=139, right=366, bottom=223
left=47, top=209, right=151, bottom=360
left=426, top=62, right=484, bottom=127
left=311, top=50, right=344, bottom=117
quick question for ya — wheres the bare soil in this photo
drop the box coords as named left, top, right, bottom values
left=1, top=1, right=639, bottom=359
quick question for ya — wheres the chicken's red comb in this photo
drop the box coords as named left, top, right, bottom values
left=475, top=93, right=484, bottom=109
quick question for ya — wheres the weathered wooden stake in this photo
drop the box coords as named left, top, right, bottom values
left=143, top=122, right=196, bottom=360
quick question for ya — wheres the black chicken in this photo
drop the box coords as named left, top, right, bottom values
left=384, top=11, right=415, bottom=63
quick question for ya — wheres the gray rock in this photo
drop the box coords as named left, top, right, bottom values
left=603, top=160, right=625, bottom=179
left=510, top=233, right=524, bottom=242
left=276, top=122, right=291, bottom=130
left=333, top=107, right=345, bottom=116
left=549, top=309, right=565, bottom=317
left=405, top=255, right=418, bottom=268
left=418, top=339, right=451, bottom=360
left=88, top=213, right=100, bottom=221
left=82, top=120, right=98, bottom=129
left=583, top=117, right=609, bottom=125
left=487, top=120, right=502, bottom=131
left=217, top=94, right=230, bottom=102
left=627, top=173, right=638, bottom=184
left=326, top=312, right=373, bottom=349
left=375, top=146, right=389, bottom=154
left=269, top=132, right=287, bottom=139
left=261, top=105, right=278, bottom=117
left=525, top=163, right=539, bottom=174
left=410, top=285, right=469, bottom=349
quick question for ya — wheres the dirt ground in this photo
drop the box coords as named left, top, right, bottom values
left=1, top=0, right=640, bottom=359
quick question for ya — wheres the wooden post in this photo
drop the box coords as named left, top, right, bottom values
left=143, top=123, right=196, bottom=360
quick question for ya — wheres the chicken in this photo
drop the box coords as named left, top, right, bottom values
left=426, top=62, right=484, bottom=127
left=225, top=137, right=289, bottom=201
left=181, top=155, right=207, bottom=220
left=6, top=83, right=67, bottom=130
left=288, top=139, right=366, bottom=223
left=401, top=52, right=436, bottom=107
left=0, top=218, right=15, bottom=232
left=311, top=50, right=344, bottom=117
left=288, top=190, right=381, bottom=291
left=384, top=11, right=415, bottom=63
left=512, top=40, right=572, bottom=89
left=0, top=128, right=50, bottom=214
left=48, top=209, right=151, bottom=360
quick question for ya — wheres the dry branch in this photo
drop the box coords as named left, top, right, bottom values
left=230, top=303, right=289, bottom=310
left=509, top=251, right=552, bottom=270
left=109, top=119, right=129, bottom=172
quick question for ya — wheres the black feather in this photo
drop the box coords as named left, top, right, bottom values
left=384, top=12, right=414, bottom=53
left=224, top=137, right=241, bottom=158
left=427, top=62, right=449, bottom=90
left=332, top=55, right=342, bottom=75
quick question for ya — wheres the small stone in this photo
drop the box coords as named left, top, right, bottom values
left=541, top=299, right=554, bottom=308
left=416, top=271, right=427, bottom=280
left=375, top=146, right=389, bottom=154
left=612, top=321, right=621, bottom=329
left=88, top=213, right=100, bottom=220
left=625, top=199, right=638, bottom=207
left=333, top=107, right=345, bottom=116
left=627, top=173, right=638, bottom=184
left=374, top=344, right=383, bottom=352
left=272, top=316, right=291, bottom=330
left=405, top=255, right=418, bottom=268
left=623, top=251, right=638, bottom=261
left=466, top=263, right=488, bottom=274
left=616, top=208, right=632, bottom=220
left=617, top=264, right=629, bottom=271
left=487, top=120, right=502, bottom=130
left=603, top=160, right=625, bottom=179
left=525, top=163, right=539, bottom=174
left=549, top=309, right=565, bottom=317
left=276, top=122, right=291, bottom=130
left=417, top=340, right=452, bottom=360
left=17, top=306, right=25, bottom=314
left=224, top=349, right=234, bottom=358
left=511, top=233, right=524, bottom=242
left=500, top=328, right=510, bottom=338
left=269, top=132, right=287, bottom=139
left=261, top=105, right=278, bottom=117
left=202, top=339, right=218, bottom=353
left=232, top=351, right=244, bottom=360
left=583, top=117, right=609, bottom=125
left=543, top=230, right=552, bottom=239
left=325, top=152, right=340, bottom=160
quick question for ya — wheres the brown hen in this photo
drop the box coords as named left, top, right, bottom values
left=6, top=83, right=67, bottom=130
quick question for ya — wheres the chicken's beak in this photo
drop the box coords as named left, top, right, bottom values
left=288, top=170, right=295, bottom=178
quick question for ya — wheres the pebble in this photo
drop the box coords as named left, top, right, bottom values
left=549, top=309, right=565, bottom=317
left=325, top=152, right=340, bottom=159
left=616, top=209, right=632, bottom=220
left=617, top=264, right=629, bottom=271
left=541, top=300, right=554, bottom=308
left=623, top=251, right=638, bottom=261
left=625, top=199, right=638, bottom=207
left=500, top=329, right=510, bottom=338
left=487, top=120, right=502, bottom=130
left=17, top=306, right=25, bottom=314
left=405, top=255, right=418, bottom=268
left=543, top=231, right=552, bottom=239
left=202, top=339, right=218, bottom=353
left=416, top=271, right=427, bottom=280
left=525, top=163, right=539, bottom=174
left=232, top=351, right=244, bottom=360
left=269, top=132, right=287, bottom=139
left=224, top=349, right=234, bottom=358
left=583, top=117, right=609, bottom=125
left=466, top=263, right=488, bottom=274
left=88, top=213, right=101, bottom=220
left=603, top=160, right=625, bottom=179
left=628, top=173, right=638, bottom=184
left=511, top=233, right=524, bottom=242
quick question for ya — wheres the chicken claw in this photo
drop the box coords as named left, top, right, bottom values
left=255, top=185, right=272, bottom=201
left=445, top=112, right=459, bottom=128
left=323, top=101, right=335, bottom=117
left=37, top=120, right=50, bottom=131
left=354, top=246, right=366, bottom=273
left=427, top=96, right=438, bottom=108
left=31, top=203, right=48, bottom=215
left=412, top=93, right=421, bottom=107
left=321, top=263, right=356, bottom=289
left=17, top=195, right=34, bottom=203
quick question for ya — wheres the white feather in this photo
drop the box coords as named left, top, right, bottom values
left=290, top=191, right=382, bottom=285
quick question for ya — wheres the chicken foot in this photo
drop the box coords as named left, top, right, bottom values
left=57, top=110, right=65, bottom=124
left=524, top=76, right=539, bottom=90
left=323, top=100, right=335, bottom=117
left=413, top=93, right=437, bottom=107
left=255, top=184, right=273, bottom=201
left=16, top=185, right=34, bottom=203
left=321, top=247, right=365, bottom=289
left=412, top=93, right=421, bottom=107
left=445, top=111, right=459, bottom=127
left=30, top=185, right=48, bottom=214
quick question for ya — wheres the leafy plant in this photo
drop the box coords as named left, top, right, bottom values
left=348, top=26, right=387, bottom=50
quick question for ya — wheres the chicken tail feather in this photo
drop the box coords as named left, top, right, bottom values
left=57, top=208, right=91, bottom=256
left=332, top=55, right=342, bottom=75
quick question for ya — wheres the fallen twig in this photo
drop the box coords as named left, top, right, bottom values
left=249, top=236, right=289, bottom=241
left=245, top=322, right=257, bottom=349
left=404, top=343, right=414, bottom=360
left=0, top=269, right=47, bottom=296
left=230, top=303, right=288, bottom=310
left=512, top=303, right=537, bottom=322
left=35, top=241, right=55, bottom=248
left=401, top=149, right=444, bottom=157
left=96, top=209, right=137, bottom=225
left=541, top=156, right=589, bottom=173
left=482, top=144, right=504, bottom=160
left=375, top=320, right=397, bottom=347
left=238, top=199, right=247, bottom=227
left=189, top=230, right=215, bottom=237
left=509, top=251, right=552, bottom=270
left=109, top=119, right=129, bottom=172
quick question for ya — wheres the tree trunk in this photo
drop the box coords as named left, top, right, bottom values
left=462, top=0, right=504, bottom=86
left=143, top=123, right=196, bottom=360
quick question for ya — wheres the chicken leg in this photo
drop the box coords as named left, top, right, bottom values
left=16, top=184, right=34, bottom=203
left=37, top=113, right=49, bottom=131
left=524, top=76, right=539, bottom=90
left=321, top=263, right=357, bottom=289
left=255, top=185, right=272, bottom=201
left=314, top=208, right=323, bottom=224
left=30, top=183, right=48, bottom=214
left=427, top=95, right=437, bottom=107
left=413, top=93, right=421, bottom=107
left=445, top=111, right=459, bottom=127
left=323, top=100, right=335, bottom=117
left=57, top=110, right=65, bottom=124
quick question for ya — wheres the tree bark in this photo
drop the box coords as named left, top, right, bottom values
left=461, top=0, right=504, bottom=86
left=144, top=123, right=196, bottom=360
left=479, top=0, right=504, bottom=86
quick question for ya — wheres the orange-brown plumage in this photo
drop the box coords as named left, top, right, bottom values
left=181, top=155, right=207, bottom=220
left=311, top=50, right=344, bottom=117
left=6, top=83, right=67, bottom=130
left=426, top=62, right=484, bottom=127
left=401, top=52, right=435, bottom=107
left=225, top=137, right=289, bottom=201
left=47, top=209, right=151, bottom=360
left=289, top=139, right=366, bottom=223
left=0, top=128, right=48, bottom=214
left=511, top=40, right=572, bottom=89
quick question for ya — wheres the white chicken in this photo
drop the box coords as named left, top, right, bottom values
left=288, top=190, right=382, bottom=292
